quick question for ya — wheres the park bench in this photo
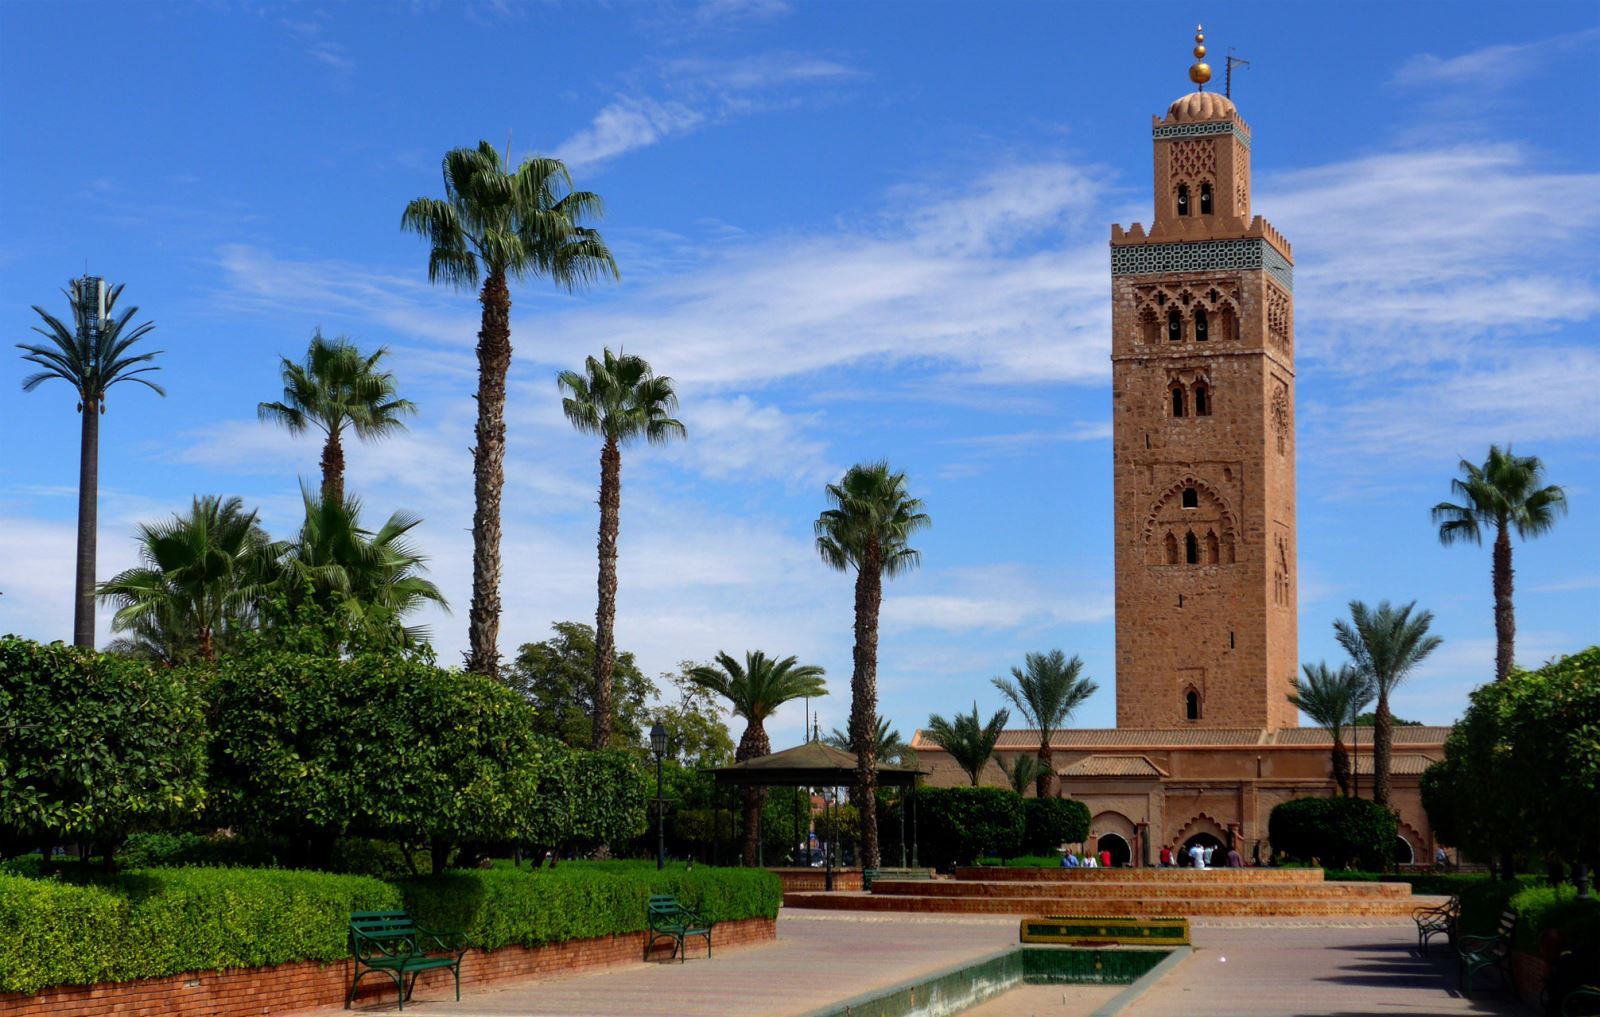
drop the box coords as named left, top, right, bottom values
left=1562, top=985, right=1600, bottom=1016
left=347, top=909, right=465, bottom=1011
left=645, top=894, right=714, bottom=962
left=1457, top=909, right=1516, bottom=996
left=863, top=867, right=935, bottom=890
left=1412, top=895, right=1459, bottom=955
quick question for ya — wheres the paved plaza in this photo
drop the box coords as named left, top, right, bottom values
left=324, top=913, right=1530, bottom=1017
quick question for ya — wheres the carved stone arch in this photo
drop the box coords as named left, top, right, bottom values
left=1168, top=812, right=1229, bottom=853
left=1091, top=811, right=1137, bottom=844
left=1395, top=818, right=1426, bottom=863
left=1141, top=474, right=1239, bottom=545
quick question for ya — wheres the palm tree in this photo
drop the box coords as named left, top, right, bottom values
left=815, top=461, right=929, bottom=870
left=98, top=496, right=272, bottom=664
left=1333, top=600, right=1442, bottom=806
left=688, top=651, right=826, bottom=867
left=258, top=330, right=415, bottom=503
left=825, top=714, right=916, bottom=767
left=559, top=349, right=686, bottom=749
left=403, top=142, right=616, bottom=677
left=276, top=487, right=449, bottom=648
left=1287, top=661, right=1374, bottom=797
left=925, top=703, right=1011, bottom=787
left=991, top=649, right=1098, bottom=798
left=998, top=754, right=1042, bottom=796
left=18, top=277, right=163, bottom=647
left=1432, top=445, right=1567, bottom=682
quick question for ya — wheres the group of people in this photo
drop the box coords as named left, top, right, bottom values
left=1156, top=842, right=1244, bottom=869
left=1060, top=848, right=1114, bottom=868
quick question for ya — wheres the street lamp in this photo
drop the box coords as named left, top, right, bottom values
left=650, top=721, right=668, bottom=871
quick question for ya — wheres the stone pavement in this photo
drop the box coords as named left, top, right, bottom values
left=1126, top=922, right=1528, bottom=1016
left=322, top=915, right=1529, bottom=1017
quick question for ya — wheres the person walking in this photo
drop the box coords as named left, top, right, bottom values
left=1159, top=846, right=1173, bottom=868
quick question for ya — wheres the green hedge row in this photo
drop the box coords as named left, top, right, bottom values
left=402, top=864, right=781, bottom=951
left=1457, top=878, right=1600, bottom=955
left=0, top=868, right=400, bottom=994
left=0, top=863, right=781, bottom=993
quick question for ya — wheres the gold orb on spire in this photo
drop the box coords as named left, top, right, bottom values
left=1189, top=24, right=1212, bottom=88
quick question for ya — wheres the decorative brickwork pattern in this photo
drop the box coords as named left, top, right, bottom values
left=1168, top=139, right=1217, bottom=186
left=1151, top=121, right=1252, bottom=149
left=0, top=917, right=777, bottom=1017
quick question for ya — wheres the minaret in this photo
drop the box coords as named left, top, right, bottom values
left=1110, top=27, right=1298, bottom=730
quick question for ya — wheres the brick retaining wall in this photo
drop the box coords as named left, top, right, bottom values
left=0, top=916, right=776, bottom=1017
left=770, top=867, right=863, bottom=893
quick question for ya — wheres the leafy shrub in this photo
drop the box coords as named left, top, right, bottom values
left=1022, top=797, right=1090, bottom=855
left=207, top=649, right=543, bottom=862
left=1268, top=796, right=1397, bottom=870
left=118, top=832, right=280, bottom=869
left=0, top=867, right=399, bottom=993
left=916, top=787, right=1025, bottom=870
left=402, top=864, right=781, bottom=950
left=0, top=637, right=207, bottom=856
left=524, top=738, right=648, bottom=855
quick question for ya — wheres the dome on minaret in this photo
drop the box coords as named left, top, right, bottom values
left=1164, top=91, right=1237, bottom=123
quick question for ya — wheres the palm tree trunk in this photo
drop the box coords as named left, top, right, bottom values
left=1330, top=734, right=1351, bottom=796
left=320, top=426, right=345, bottom=504
left=592, top=435, right=621, bottom=750
left=1373, top=692, right=1393, bottom=807
left=1493, top=521, right=1514, bottom=682
left=737, top=725, right=770, bottom=868
left=851, top=547, right=883, bottom=870
left=1037, top=743, right=1053, bottom=798
left=467, top=269, right=510, bottom=678
left=73, top=401, right=100, bottom=648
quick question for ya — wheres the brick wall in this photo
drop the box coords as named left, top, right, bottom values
left=0, top=916, right=776, bottom=1017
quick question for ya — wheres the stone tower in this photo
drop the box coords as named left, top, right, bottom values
left=1110, top=37, right=1298, bottom=730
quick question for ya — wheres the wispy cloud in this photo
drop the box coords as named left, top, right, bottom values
left=554, top=98, right=706, bottom=168
left=694, top=0, right=791, bottom=24
left=1393, top=27, right=1600, bottom=90
left=280, top=17, right=354, bottom=72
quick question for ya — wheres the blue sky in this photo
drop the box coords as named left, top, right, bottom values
left=2, top=1, right=1597, bottom=748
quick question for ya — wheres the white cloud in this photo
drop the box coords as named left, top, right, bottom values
left=554, top=98, right=707, bottom=169
left=694, top=0, right=791, bottom=24
left=880, top=564, right=1113, bottom=634
left=661, top=394, right=836, bottom=487
left=1393, top=28, right=1599, bottom=90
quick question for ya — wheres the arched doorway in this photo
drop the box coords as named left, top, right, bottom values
left=1394, top=835, right=1414, bottom=864
left=1097, top=833, right=1132, bottom=867
left=1179, top=832, right=1226, bottom=866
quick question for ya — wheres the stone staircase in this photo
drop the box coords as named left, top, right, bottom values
left=783, top=866, right=1440, bottom=918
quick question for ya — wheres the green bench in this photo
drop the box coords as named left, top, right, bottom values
left=863, top=867, right=935, bottom=891
left=645, top=894, right=714, bottom=962
left=1562, top=986, right=1600, bottom=1016
left=1412, top=895, right=1459, bottom=955
left=347, top=909, right=465, bottom=1011
left=1457, top=909, right=1516, bottom=997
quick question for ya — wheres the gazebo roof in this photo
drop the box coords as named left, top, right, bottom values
left=708, top=740, right=925, bottom=787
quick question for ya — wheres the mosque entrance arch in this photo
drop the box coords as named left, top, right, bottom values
left=1097, top=833, right=1132, bottom=867
left=1180, top=832, right=1226, bottom=866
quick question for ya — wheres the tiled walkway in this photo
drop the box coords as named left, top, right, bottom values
left=324, top=915, right=1528, bottom=1017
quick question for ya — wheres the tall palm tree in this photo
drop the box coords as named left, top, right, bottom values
left=1287, top=661, right=1373, bottom=797
left=276, top=487, right=449, bottom=648
left=559, top=349, right=686, bottom=749
left=815, top=461, right=929, bottom=871
left=688, top=650, right=826, bottom=867
left=257, top=330, right=415, bottom=503
left=826, top=714, right=915, bottom=768
left=18, top=277, right=163, bottom=647
left=998, top=754, right=1042, bottom=796
left=403, top=142, right=616, bottom=677
left=924, top=703, right=1010, bottom=787
left=1432, top=445, right=1567, bottom=682
left=992, top=649, right=1098, bottom=798
left=98, top=496, right=273, bottom=664
left=1333, top=600, right=1442, bottom=806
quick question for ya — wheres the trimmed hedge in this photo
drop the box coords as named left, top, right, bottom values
left=401, top=864, right=780, bottom=951
left=1268, top=796, right=1396, bottom=870
left=0, top=867, right=399, bottom=994
left=1023, top=797, right=1091, bottom=855
left=916, top=787, right=1025, bottom=870
left=1456, top=877, right=1600, bottom=955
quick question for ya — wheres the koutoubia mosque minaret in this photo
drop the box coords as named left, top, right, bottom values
left=1110, top=27, right=1298, bottom=731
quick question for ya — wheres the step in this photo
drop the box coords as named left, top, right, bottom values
left=783, top=891, right=1439, bottom=918
left=952, top=866, right=1329, bottom=883
left=869, top=879, right=1409, bottom=900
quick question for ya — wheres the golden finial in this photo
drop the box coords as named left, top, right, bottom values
left=1189, top=24, right=1212, bottom=90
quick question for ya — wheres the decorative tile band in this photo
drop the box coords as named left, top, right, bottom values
left=1153, top=121, right=1251, bottom=150
left=1111, top=238, right=1292, bottom=292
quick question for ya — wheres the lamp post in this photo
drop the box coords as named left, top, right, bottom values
left=650, top=721, right=668, bottom=871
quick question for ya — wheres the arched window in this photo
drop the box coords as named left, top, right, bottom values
left=1164, top=532, right=1179, bottom=565
left=1185, top=689, right=1200, bottom=721
left=1218, top=306, right=1236, bottom=341
left=1171, top=386, right=1186, bottom=418
left=1205, top=530, right=1220, bottom=564
left=1194, top=308, right=1208, bottom=342
left=1141, top=308, right=1159, bottom=344
left=1185, top=531, right=1199, bottom=565
left=1176, top=184, right=1190, bottom=217
left=1194, top=383, right=1210, bottom=416
left=1168, top=307, right=1182, bottom=342
left=1181, top=486, right=1198, bottom=508
left=1199, top=182, right=1213, bottom=215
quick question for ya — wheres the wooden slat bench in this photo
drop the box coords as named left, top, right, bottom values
left=863, top=867, right=935, bottom=890
left=1457, top=909, right=1516, bottom=997
left=646, top=894, right=714, bottom=962
left=347, top=909, right=465, bottom=1011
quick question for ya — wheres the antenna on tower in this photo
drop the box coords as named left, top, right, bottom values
left=1225, top=50, right=1251, bottom=99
